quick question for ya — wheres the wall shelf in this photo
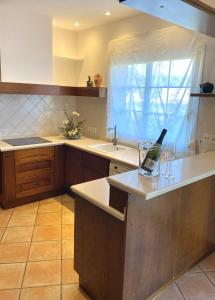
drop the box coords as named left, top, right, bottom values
left=190, top=93, right=215, bottom=98
left=0, top=82, right=107, bottom=98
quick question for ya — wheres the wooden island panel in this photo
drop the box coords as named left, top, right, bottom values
left=74, top=175, right=215, bottom=300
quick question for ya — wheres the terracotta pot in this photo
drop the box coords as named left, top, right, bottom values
left=94, top=74, right=102, bottom=87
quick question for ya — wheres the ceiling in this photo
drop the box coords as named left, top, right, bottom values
left=0, top=0, right=139, bottom=31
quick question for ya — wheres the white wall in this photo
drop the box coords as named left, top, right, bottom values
left=0, top=5, right=52, bottom=84
left=52, top=27, right=82, bottom=86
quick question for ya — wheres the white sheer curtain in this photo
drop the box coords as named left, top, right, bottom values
left=107, top=26, right=204, bottom=155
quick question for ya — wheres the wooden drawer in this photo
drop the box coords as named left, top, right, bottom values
left=16, top=173, right=54, bottom=199
left=15, top=147, right=54, bottom=174
left=15, top=147, right=54, bottom=165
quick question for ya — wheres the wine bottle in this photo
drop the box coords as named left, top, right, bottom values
left=141, top=129, right=167, bottom=174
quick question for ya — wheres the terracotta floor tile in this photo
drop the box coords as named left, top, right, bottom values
left=0, top=214, right=10, bottom=227
left=29, top=241, right=61, bottom=261
left=13, top=202, right=39, bottom=214
left=199, top=252, right=215, bottom=271
left=0, top=207, right=13, bottom=215
left=62, top=259, right=79, bottom=284
left=0, top=242, right=30, bottom=263
left=62, top=194, right=75, bottom=202
left=20, top=285, right=60, bottom=300
left=206, top=272, right=215, bottom=285
left=0, top=263, right=25, bottom=289
left=62, top=284, right=89, bottom=300
left=62, top=212, right=74, bottom=225
left=0, top=228, right=5, bottom=240
left=63, top=204, right=75, bottom=215
left=187, top=265, right=202, bottom=274
left=62, top=239, right=74, bottom=259
left=32, top=225, right=61, bottom=241
left=35, top=212, right=61, bottom=226
left=155, top=284, right=184, bottom=299
left=1, top=226, right=34, bottom=243
left=62, top=224, right=74, bottom=239
left=40, top=197, right=62, bottom=205
left=23, top=260, right=61, bottom=288
left=176, top=272, right=215, bottom=300
left=8, top=213, right=36, bottom=227
left=0, top=289, right=20, bottom=300
left=38, top=202, right=62, bottom=213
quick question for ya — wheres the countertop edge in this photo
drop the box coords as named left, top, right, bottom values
left=0, top=136, right=138, bottom=168
left=71, top=184, right=125, bottom=222
left=107, top=169, right=215, bottom=200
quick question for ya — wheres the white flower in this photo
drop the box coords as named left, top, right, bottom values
left=72, top=111, right=80, bottom=117
left=63, top=119, right=69, bottom=125
left=68, top=129, right=78, bottom=136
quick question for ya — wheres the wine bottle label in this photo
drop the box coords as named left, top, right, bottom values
left=143, top=158, right=156, bottom=171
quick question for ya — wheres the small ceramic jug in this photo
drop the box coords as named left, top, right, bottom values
left=94, top=74, right=102, bottom=87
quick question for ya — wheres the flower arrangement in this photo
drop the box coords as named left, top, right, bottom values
left=59, top=110, right=85, bottom=139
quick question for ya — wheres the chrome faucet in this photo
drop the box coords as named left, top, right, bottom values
left=108, top=125, right=117, bottom=146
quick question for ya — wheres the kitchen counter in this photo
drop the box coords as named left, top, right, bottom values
left=0, top=135, right=139, bottom=168
left=72, top=149, right=215, bottom=300
left=108, top=150, right=215, bottom=200
left=71, top=178, right=125, bottom=221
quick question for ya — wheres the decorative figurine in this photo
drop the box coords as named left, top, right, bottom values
left=94, top=74, right=103, bottom=87
left=87, top=76, right=93, bottom=87
left=200, top=82, right=214, bottom=93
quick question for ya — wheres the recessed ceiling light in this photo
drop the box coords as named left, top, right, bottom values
left=105, top=11, right=111, bottom=16
left=74, top=22, right=80, bottom=27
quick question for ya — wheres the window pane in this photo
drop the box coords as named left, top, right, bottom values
left=151, top=61, right=170, bottom=87
left=128, top=64, right=147, bottom=87
left=149, top=88, right=168, bottom=113
left=169, top=59, right=193, bottom=87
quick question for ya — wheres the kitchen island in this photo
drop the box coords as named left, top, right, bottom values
left=72, top=151, right=215, bottom=300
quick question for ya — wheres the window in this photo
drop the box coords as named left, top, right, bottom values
left=107, top=58, right=195, bottom=154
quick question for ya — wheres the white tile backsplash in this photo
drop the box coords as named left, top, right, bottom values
left=0, top=94, right=76, bottom=139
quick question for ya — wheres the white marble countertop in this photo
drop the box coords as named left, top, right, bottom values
left=71, top=178, right=125, bottom=221
left=107, top=150, right=215, bottom=200
left=0, top=136, right=139, bottom=168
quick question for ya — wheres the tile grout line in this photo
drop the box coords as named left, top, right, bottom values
left=198, top=264, right=215, bottom=287
left=18, top=202, right=40, bottom=300
left=0, top=210, right=14, bottom=243
left=174, top=281, right=186, bottom=300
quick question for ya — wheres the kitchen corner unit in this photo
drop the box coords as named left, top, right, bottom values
left=0, top=136, right=137, bottom=209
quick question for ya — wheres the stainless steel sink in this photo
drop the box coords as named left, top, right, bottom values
left=89, top=143, right=130, bottom=153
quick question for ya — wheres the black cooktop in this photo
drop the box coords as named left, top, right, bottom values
left=3, top=137, right=51, bottom=146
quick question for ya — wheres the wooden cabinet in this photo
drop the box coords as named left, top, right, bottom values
left=65, top=146, right=110, bottom=193
left=0, top=146, right=64, bottom=208
left=65, top=146, right=83, bottom=188
left=82, top=151, right=110, bottom=182
left=0, top=144, right=110, bottom=208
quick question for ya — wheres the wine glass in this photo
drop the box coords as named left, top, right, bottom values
left=162, top=143, right=176, bottom=179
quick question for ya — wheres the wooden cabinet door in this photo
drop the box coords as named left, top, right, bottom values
left=65, top=146, right=83, bottom=189
left=1, top=151, right=16, bottom=207
left=0, top=145, right=64, bottom=208
left=82, top=151, right=110, bottom=183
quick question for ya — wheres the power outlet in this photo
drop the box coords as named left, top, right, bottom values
left=200, top=133, right=215, bottom=145
left=87, top=126, right=97, bottom=138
